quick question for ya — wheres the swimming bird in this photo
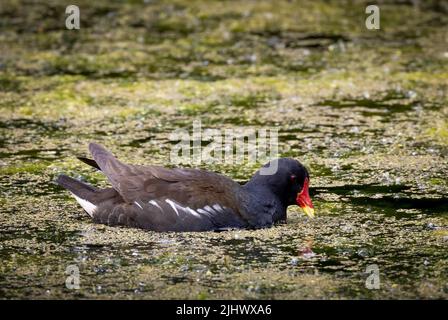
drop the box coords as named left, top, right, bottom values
left=56, top=143, right=315, bottom=232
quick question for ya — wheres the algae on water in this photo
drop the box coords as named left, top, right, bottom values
left=0, top=0, right=447, bottom=299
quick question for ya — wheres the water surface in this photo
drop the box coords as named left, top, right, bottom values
left=0, top=0, right=447, bottom=299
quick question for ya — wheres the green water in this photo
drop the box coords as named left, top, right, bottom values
left=0, top=0, right=447, bottom=299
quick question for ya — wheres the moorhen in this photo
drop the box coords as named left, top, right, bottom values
left=57, top=143, right=315, bottom=232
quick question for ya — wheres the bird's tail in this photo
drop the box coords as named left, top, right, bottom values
left=56, top=175, right=98, bottom=217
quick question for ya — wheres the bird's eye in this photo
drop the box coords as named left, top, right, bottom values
left=290, top=175, right=296, bottom=183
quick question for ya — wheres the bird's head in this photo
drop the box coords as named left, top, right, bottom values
left=247, top=158, right=315, bottom=218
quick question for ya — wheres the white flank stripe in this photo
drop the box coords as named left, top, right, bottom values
left=213, top=204, right=223, bottom=212
left=149, top=200, right=163, bottom=212
left=197, top=208, right=209, bottom=215
left=134, top=201, right=143, bottom=210
left=204, top=205, right=217, bottom=214
left=187, top=207, right=201, bottom=218
left=165, top=199, right=180, bottom=216
left=73, top=195, right=97, bottom=217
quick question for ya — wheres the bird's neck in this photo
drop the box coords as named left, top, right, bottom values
left=243, top=181, right=287, bottom=223
left=244, top=173, right=289, bottom=204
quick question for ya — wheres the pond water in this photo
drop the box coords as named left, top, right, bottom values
left=0, top=0, right=447, bottom=299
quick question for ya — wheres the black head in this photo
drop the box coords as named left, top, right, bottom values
left=245, top=158, right=315, bottom=218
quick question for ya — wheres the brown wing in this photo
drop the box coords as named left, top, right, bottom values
left=88, top=143, right=250, bottom=223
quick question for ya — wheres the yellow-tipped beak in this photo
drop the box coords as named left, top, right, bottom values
left=301, top=206, right=315, bottom=218
left=296, top=178, right=315, bottom=219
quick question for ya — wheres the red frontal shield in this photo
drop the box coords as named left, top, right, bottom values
left=296, top=178, right=315, bottom=218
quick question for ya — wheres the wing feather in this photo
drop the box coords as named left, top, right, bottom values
left=88, top=143, right=252, bottom=225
